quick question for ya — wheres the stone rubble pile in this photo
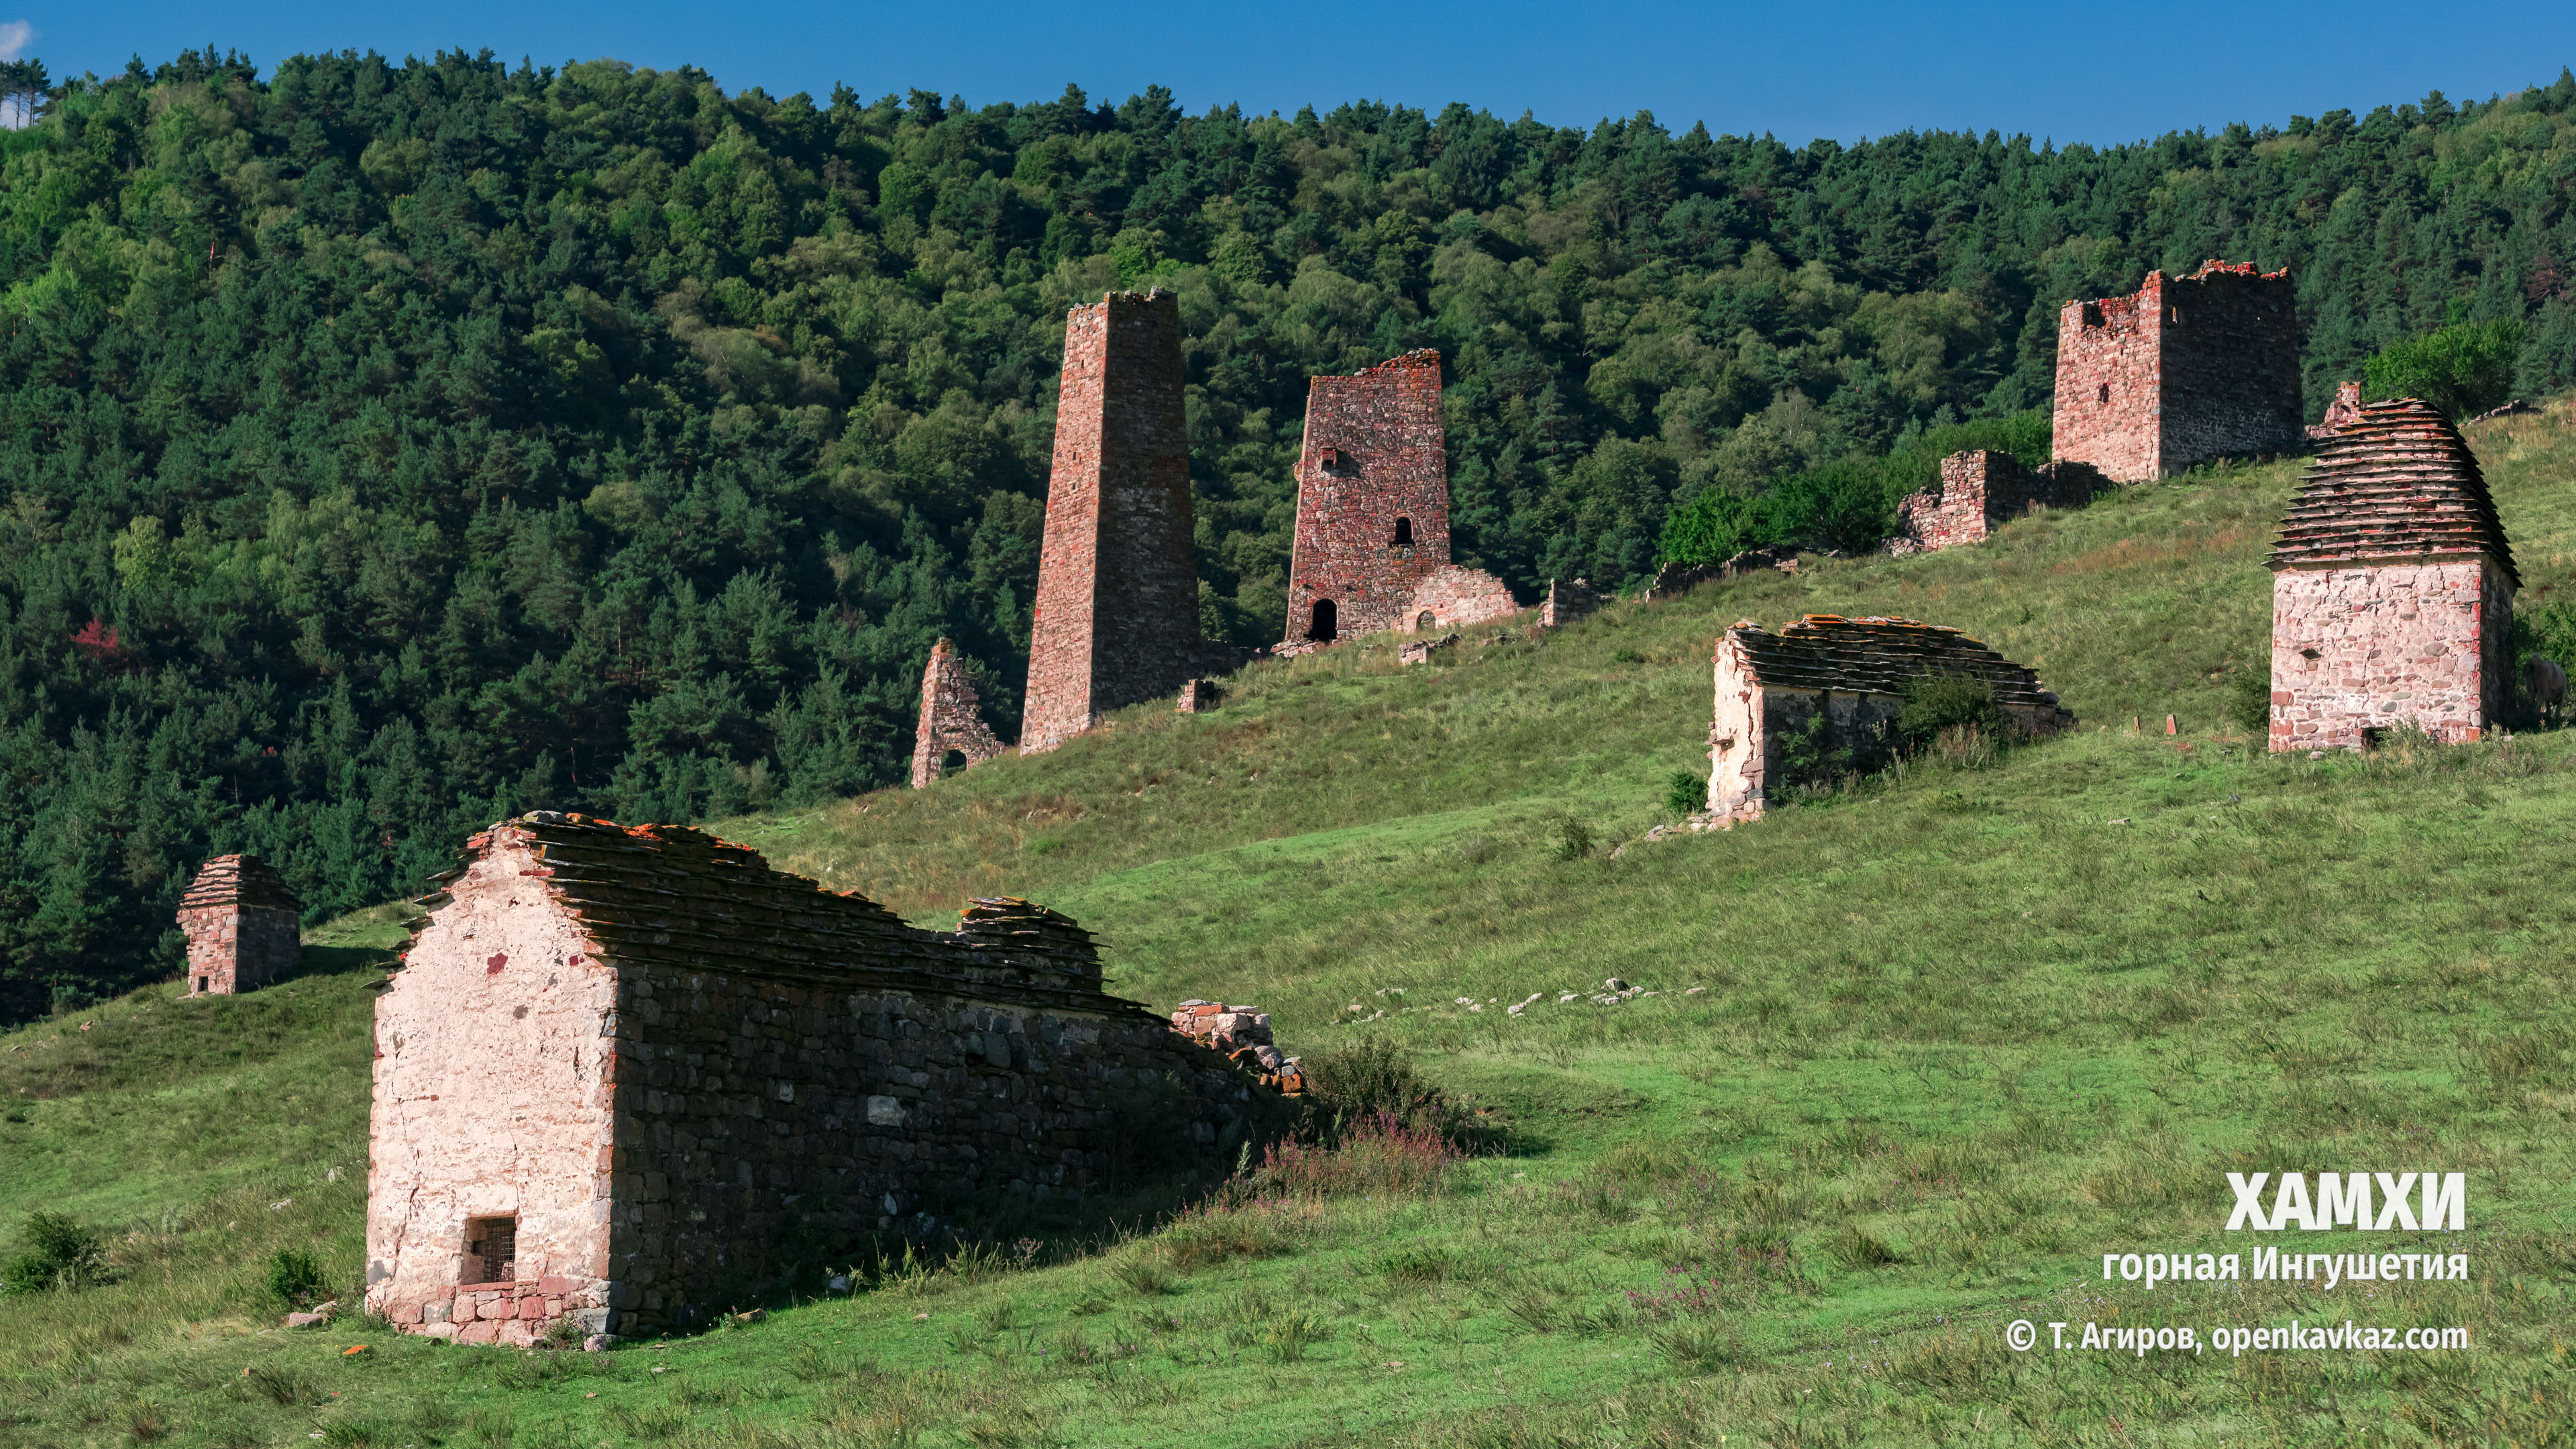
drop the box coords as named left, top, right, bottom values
left=1171, top=1001, right=1305, bottom=1093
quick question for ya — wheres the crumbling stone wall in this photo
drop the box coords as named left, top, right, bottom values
left=910, top=639, right=1007, bottom=788
left=1542, top=578, right=1602, bottom=628
left=2267, top=398, right=2517, bottom=750
left=1285, top=352, right=1450, bottom=642
left=2307, top=381, right=2363, bottom=440
left=1022, top=290, right=1202, bottom=754
left=177, top=855, right=301, bottom=996
left=1896, top=452, right=2108, bottom=552
left=2053, top=260, right=2302, bottom=482
left=1705, top=616, right=2074, bottom=826
left=368, top=816, right=1283, bottom=1343
left=1402, top=565, right=1519, bottom=634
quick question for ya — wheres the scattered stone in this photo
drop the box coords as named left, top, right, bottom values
left=584, top=1335, right=609, bottom=1352
left=1399, top=633, right=1459, bottom=666
left=1602, top=979, right=1630, bottom=992
left=1684, top=986, right=1707, bottom=995
left=1505, top=994, right=1543, bottom=1016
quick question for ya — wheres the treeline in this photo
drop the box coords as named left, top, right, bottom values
left=3, top=48, right=2576, bottom=1016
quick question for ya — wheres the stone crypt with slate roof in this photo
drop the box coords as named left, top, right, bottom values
left=2267, top=397, right=2518, bottom=751
left=1703, top=616, right=2076, bottom=826
left=177, top=854, right=301, bottom=996
left=364, top=812, right=1284, bottom=1344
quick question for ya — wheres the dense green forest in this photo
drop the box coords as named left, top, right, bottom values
left=2, top=47, right=2575, bottom=1018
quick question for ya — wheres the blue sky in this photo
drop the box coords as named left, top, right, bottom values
left=17, top=1, right=2576, bottom=146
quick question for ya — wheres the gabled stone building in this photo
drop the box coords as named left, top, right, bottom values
left=2267, top=398, right=2517, bottom=750
left=178, top=855, right=301, bottom=996
left=1705, top=616, right=2074, bottom=826
left=2053, top=260, right=2303, bottom=482
left=365, top=814, right=1281, bottom=1344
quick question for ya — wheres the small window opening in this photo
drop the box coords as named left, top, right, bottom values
left=1391, top=517, right=1413, bottom=547
left=465, top=1216, right=519, bottom=1285
left=2359, top=727, right=2389, bottom=752
left=2096, top=382, right=2110, bottom=406
left=1318, top=447, right=1357, bottom=478
left=2081, top=301, right=2104, bottom=328
left=1416, top=610, right=1438, bottom=632
left=1307, top=599, right=1338, bottom=642
left=941, top=749, right=967, bottom=778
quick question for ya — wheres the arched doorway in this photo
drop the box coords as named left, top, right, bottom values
left=1391, top=517, right=1414, bottom=546
left=1415, top=610, right=1438, bottom=632
left=1308, top=599, right=1338, bottom=642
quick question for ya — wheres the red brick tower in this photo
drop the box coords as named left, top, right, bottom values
left=2053, top=260, right=2302, bottom=482
left=1284, top=351, right=1450, bottom=643
left=177, top=855, right=301, bottom=996
left=1020, top=290, right=1201, bottom=755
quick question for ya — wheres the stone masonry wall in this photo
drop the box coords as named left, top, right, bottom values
left=368, top=818, right=1282, bottom=1342
left=178, top=855, right=301, bottom=996
left=1285, top=351, right=1448, bottom=642
left=1896, top=452, right=2109, bottom=552
left=366, top=835, right=622, bottom=1345
left=1022, top=290, right=1199, bottom=754
left=910, top=639, right=1007, bottom=788
left=2054, top=262, right=2300, bottom=482
left=2269, top=560, right=2513, bottom=749
left=1403, top=565, right=1520, bottom=633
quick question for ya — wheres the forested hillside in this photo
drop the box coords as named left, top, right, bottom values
left=3, top=46, right=2575, bottom=1018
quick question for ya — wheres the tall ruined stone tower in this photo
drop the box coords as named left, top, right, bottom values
left=2053, top=260, right=2302, bottom=482
left=2266, top=398, right=2516, bottom=751
left=1284, top=351, right=1450, bottom=643
left=1021, top=290, right=1199, bottom=755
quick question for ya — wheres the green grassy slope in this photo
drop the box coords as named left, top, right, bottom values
left=4, top=405, right=2574, bottom=1447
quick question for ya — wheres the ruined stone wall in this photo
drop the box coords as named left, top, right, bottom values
left=2269, top=560, right=2513, bottom=750
left=2153, top=262, right=2303, bottom=473
left=2053, top=282, right=2163, bottom=482
left=1896, top=453, right=2109, bottom=553
left=1285, top=352, right=1448, bottom=642
left=369, top=818, right=1280, bottom=1342
left=911, top=639, right=1006, bottom=788
left=1403, top=565, right=1520, bottom=633
left=1022, top=290, right=1199, bottom=754
left=1542, top=578, right=1602, bottom=629
left=2053, top=262, right=2300, bottom=482
left=366, top=833, right=622, bottom=1345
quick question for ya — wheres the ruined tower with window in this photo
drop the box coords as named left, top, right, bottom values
left=2053, top=260, right=2303, bottom=482
left=177, top=854, right=301, bottom=996
left=1020, top=290, right=1204, bottom=755
left=1283, top=352, right=1518, bottom=646
left=910, top=638, right=1007, bottom=788
left=2266, top=398, right=2516, bottom=751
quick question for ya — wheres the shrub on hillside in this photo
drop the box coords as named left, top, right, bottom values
left=2226, top=669, right=2273, bottom=735
left=1664, top=769, right=1705, bottom=818
left=1895, top=676, right=2003, bottom=749
left=266, top=1246, right=329, bottom=1306
left=1, top=1212, right=107, bottom=1294
left=2365, top=319, right=2526, bottom=417
left=1254, top=1112, right=1459, bottom=1201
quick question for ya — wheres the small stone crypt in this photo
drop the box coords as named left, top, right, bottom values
left=2267, top=397, right=2517, bottom=750
left=365, top=813, right=1285, bottom=1343
left=1704, top=615, right=2075, bottom=826
left=178, top=854, right=301, bottom=996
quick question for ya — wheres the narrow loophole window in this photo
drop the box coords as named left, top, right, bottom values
left=465, top=1216, right=519, bottom=1285
left=1391, top=517, right=1413, bottom=546
left=1308, top=599, right=1338, bottom=642
left=2096, top=382, right=2110, bottom=406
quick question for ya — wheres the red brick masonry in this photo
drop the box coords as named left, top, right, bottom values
left=2267, top=398, right=2517, bottom=750
left=2054, top=260, right=2302, bottom=482
left=910, top=638, right=1007, bottom=788
left=178, top=855, right=300, bottom=996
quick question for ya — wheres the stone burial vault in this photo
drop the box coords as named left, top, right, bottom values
left=2267, top=397, right=2517, bottom=750
left=364, top=812, right=1285, bottom=1344
left=1705, top=614, right=2076, bottom=826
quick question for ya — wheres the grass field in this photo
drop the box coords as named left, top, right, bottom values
left=4, top=402, right=2575, bottom=1447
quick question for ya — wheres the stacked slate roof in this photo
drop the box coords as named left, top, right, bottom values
left=178, top=855, right=301, bottom=912
left=2267, top=398, right=2518, bottom=586
left=407, top=814, right=1136, bottom=1016
left=1727, top=615, right=2074, bottom=727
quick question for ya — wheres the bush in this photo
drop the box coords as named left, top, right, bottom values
left=1895, top=676, right=2002, bottom=750
left=1300, top=1037, right=1452, bottom=1132
left=1658, top=410, right=2052, bottom=564
left=1, top=1212, right=107, bottom=1294
left=267, top=1246, right=329, bottom=1305
left=2226, top=668, right=2273, bottom=735
left=1552, top=815, right=1593, bottom=860
left=1664, top=769, right=1704, bottom=818
left=2364, top=319, right=2526, bottom=418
